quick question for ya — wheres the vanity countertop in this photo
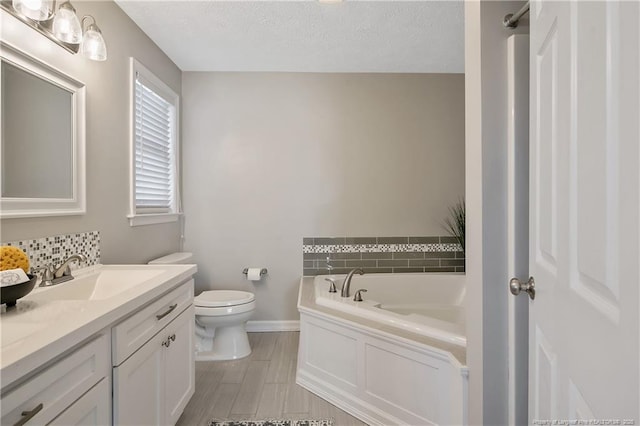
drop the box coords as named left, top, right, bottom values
left=0, top=264, right=197, bottom=390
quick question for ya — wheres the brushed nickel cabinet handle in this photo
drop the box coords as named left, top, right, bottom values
left=161, top=334, right=176, bottom=348
left=156, top=304, right=178, bottom=320
left=14, top=403, right=43, bottom=426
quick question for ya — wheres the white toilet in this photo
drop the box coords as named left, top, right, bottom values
left=149, top=252, right=256, bottom=361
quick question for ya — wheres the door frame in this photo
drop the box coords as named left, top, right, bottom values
left=506, top=33, right=530, bottom=426
left=464, top=2, right=532, bottom=424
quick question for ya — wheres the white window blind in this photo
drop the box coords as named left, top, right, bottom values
left=134, top=73, right=176, bottom=213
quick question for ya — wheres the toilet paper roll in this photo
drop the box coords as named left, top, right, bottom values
left=247, top=268, right=262, bottom=281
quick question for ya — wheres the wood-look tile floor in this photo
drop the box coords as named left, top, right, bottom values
left=176, top=332, right=368, bottom=426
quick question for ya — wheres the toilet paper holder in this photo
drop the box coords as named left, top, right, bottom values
left=242, top=268, right=268, bottom=276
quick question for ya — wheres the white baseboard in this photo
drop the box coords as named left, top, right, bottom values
left=246, top=320, right=300, bottom=332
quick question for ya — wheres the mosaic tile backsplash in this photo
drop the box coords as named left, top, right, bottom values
left=2, top=231, right=101, bottom=273
left=303, top=236, right=465, bottom=275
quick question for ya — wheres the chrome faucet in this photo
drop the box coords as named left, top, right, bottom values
left=32, top=254, right=87, bottom=287
left=325, top=256, right=334, bottom=273
left=53, top=254, right=87, bottom=279
left=324, top=277, right=337, bottom=293
left=341, top=268, right=364, bottom=298
left=32, top=264, right=55, bottom=287
left=353, top=289, right=368, bottom=302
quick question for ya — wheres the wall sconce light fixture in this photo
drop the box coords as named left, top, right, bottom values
left=52, top=1, right=82, bottom=44
left=12, top=0, right=54, bottom=21
left=80, top=15, right=107, bottom=61
left=1, top=0, right=107, bottom=61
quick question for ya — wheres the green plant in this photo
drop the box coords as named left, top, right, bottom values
left=443, top=199, right=465, bottom=255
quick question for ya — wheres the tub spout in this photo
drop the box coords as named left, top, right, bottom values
left=341, top=268, right=364, bottom=298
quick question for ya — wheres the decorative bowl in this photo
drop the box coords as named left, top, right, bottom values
left=1, top=274, right=37, bottom=307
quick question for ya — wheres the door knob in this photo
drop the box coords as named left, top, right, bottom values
left=509, top=276, right=535, bottom=300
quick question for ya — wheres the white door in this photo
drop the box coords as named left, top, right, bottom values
left=528, top=0, right=639, bottom=423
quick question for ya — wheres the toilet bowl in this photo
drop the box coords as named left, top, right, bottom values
left=194, top=290, right=255, bottom=361
left=148, top=252, right=256, bottom=361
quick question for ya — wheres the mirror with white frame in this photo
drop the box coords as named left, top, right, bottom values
left=0, top=42, right=85, bottom=218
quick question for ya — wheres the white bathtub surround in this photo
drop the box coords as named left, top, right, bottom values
left=297, top=275, right=468, bottom=425
left=313, top=273, right=466, bottom=347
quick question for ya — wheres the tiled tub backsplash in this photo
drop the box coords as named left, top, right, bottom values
left=303, top=236, right=465, bottom=275
left=2, top=231, right=101, bottom=272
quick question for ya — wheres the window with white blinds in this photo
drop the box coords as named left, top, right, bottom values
left=129, top=59, right=180, bottom=226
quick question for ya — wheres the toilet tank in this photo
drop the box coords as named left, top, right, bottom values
left=148, top=252, right=194, bottom=265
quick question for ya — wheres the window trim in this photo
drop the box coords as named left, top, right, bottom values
left=128, top=58, right=181, bottom=227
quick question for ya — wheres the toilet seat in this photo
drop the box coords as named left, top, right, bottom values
left=195, top=290, right=255, bottom=308
left=195, top=301, right=256, bottom=317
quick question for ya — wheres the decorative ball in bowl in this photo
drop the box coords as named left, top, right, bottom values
left=1, top=274, right=37, bottom=307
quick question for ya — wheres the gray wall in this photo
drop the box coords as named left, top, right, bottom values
left=182, top=72, right=465, bottom=321
left=0, top=1, right=182, bottom=263
left=465, top=1, right=528, bottom=424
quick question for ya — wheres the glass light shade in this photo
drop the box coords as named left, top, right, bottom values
left=12, top=0, right=54, bottom=21
left=52, top=3, right=83, bottom=44
left=81, top=25, right=107, bottom=61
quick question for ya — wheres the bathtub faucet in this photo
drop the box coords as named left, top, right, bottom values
left=341, top=268, right=364, bottom=298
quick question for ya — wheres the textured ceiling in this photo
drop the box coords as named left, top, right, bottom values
left=115, top=1, right=464, bottom=73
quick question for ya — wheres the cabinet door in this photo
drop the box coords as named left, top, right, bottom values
left=113, top=331, right=164, bottom=426
left=1, top=334, right=109, bottom=426
left=164, top=305, right=195, bottom=425
left=50, top=379, right=110, bottom=426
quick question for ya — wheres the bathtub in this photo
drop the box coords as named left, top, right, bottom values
left=313, top=273, right=466, bottom=347
left=297, top=273, right=468, bottom=426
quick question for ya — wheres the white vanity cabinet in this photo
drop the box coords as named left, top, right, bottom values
left=0, top=334, right=110, bottom=426
left=112, top=280, right=195, bottom=426
left=1, top=267, right=196, bottom=426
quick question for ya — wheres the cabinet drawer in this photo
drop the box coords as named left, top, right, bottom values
left=112, top=279, right=193, bottom=366
left=50, top=379, right=110, bottom=426
left=0, top=334, right=109, bottom=426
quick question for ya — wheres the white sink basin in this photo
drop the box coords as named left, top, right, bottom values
left=28, top=269, right=166, bottom=301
